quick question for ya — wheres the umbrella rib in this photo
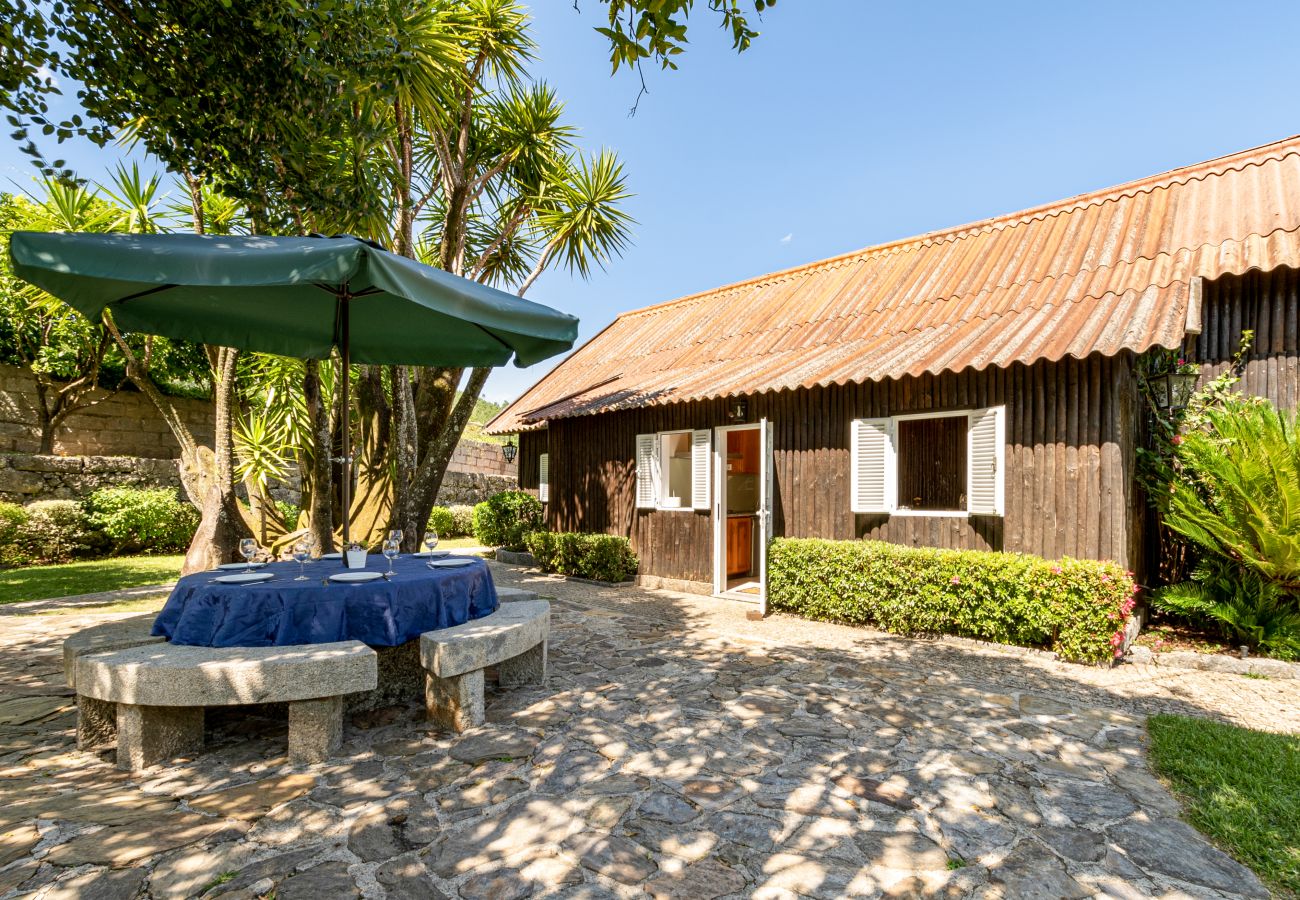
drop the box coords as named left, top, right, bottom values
left=112, top=284, right=179, bottom=305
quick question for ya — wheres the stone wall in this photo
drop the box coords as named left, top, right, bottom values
left=0, top=453, right=184, bottom=503
left=446, top=438, right=516, bottom=478
left=435, top=472, right=517, bottom=507
left=0, top=364, right=213, bottom=458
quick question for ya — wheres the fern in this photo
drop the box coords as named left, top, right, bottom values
left=1153, top=558, right=1300, bottom=659
left=1164, top=398, right=1300, bottom=592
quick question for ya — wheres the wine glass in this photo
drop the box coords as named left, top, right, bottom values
left=239, top=538, right=259, bottom=572
left=292, top=536, right=313, bottom=581
left=423, top=528, right=439, bottom=561
left=388, top=528, right=404, bottom=549
left=382, top=537, right=400, bottom=575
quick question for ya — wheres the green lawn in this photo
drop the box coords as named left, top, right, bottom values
left=0, top=555, right=184, bottom=605
left=436, top=536, right=486, bottom=550
left=1147, top=714, right=1300, bottom=896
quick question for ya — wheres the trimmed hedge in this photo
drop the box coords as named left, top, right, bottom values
left=473, top=491, right=543, bottom=551
left=84, top=487, right=199, bottom=554
left=0, top=503, right=28, bottom=566
left=768, top=538, right=1137, bottom=664
left=427, top=504, right=477, bottom=538
left=13, top=500, right=99, bottom=564
left=525, top=532, right=639, bottom=583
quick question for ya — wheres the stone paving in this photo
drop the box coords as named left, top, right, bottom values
left=0, top=562, right=1293, bottom=899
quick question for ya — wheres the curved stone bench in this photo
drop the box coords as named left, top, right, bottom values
left=420, top=597, right=549, bottom=732
left=75, top=641, right=377, bottom=771
left=62, top=615, right=169, bottom=751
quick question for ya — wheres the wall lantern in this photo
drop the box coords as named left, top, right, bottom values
left=1149, top=369, right=1200, bottom=413
left=726, top=398, right=749, bottom=423
left=501, top=437, right=518, bottom=464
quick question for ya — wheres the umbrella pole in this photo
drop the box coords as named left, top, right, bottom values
left=340, top=297, right=351, bottom=549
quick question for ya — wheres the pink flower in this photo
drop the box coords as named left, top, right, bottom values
left=950, top=576, right=961, bottom=584
left=1171, top=435, right=1184, bottom=445
left=1177, top=358, right=1186, bottom=366
left=1051, top=566, right=1062, bottom=575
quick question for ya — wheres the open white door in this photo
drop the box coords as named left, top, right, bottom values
left=758, top=417, right=773, bottom=616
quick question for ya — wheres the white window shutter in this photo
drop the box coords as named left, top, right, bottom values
left=967, top=405, right=1005, bottom=516
left=691, top=429, right=711, bottom=510
left=850, top=418, right=895, bottom=513
left=538, top=453, right=549, bottom=503
left=635, top=434, right=656, bottom=509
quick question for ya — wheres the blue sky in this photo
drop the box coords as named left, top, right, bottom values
left=5, top=1, right=1300, bottom=403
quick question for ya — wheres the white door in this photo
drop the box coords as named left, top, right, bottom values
left=712, top=426, right=726, bottom=595
left=757, top=418, right=773, bottom=615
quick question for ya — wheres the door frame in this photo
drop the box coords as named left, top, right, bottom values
left=712, top=422, right=764, bottom=599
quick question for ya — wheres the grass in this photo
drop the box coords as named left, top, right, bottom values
left=436, top=536, right=486, bottom=550
left=0, top=555, right=183, bottom=605
left=31, top=594, right=169, bottom=616
left=1147, top=714, right=1300, bottom=896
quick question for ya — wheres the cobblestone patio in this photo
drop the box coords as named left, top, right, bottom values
left=0, top=561, right=1293, bottom=899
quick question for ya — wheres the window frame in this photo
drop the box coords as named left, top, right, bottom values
left=890, top=409, right=971, bottom=518
left=850, top=406, right=1005, bottom=519
left=656, top=429, right=696, bottom=512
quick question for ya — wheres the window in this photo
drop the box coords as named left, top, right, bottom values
left=636, top=430, right=710, bottom=511
left=538, top=453, right=549, bottom=503
left=851, top=407, right=1004, bottom=517
left=660, top=432, right=692, bottom=508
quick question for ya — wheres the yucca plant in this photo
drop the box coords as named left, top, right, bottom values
left=1153, top=557, right=1300, bottom=660
left=1164, top=397, right=1300, bottom=592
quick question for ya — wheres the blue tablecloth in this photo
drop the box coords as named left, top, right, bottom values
left=153, top=555, right=498, bottom=648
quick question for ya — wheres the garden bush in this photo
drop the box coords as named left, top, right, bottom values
left=525, top=531, right=639, bottom=583
left=472, top=491, right=543, bottom=551
left=768, top=538, right=1137, bottom=664
left=428, top=505, right=476, bottom=538
left=84, top=487, right=199, bottom=555
left=276, top=501, right=301, bottom=528
left=13, top=500, right=98, bottom=564
left=427, top=506, right=455, bottom=538
left=449, top=504, right=476, bottom=537
left=0, top=502, right=29, bottom=566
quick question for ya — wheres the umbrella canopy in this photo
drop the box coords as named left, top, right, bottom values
left=9, top=231, right=579, bottom=548
left=8, top=232, right=578, bottom=368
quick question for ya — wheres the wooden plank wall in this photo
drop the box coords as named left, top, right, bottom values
left=1192, top=267, right=1300, bottom=409
left=516, top=352, right=1143, bottom=582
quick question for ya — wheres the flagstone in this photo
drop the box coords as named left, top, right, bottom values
left=188, top=773, right=317, bottom=819
left=44, top=814, right=245, bottom=867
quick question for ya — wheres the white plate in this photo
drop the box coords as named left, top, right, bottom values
left=329, top=571, right=384, bottom=583
left=413, top=550, right=450, bottom=558
left=217, top=562, right=265, bottom=571
left=213, top=571, right=275, bottom=585
left=322, top=552, right=343, bottom=560
left=427, top=558, right=476, bottom=568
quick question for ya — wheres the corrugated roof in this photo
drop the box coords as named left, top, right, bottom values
left=488, top=135, right=1300, bottom=434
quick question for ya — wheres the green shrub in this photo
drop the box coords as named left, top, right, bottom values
left=276, top=501, right=302, bottom=528
left=768, top=538, right=1137, bottom=664
left=0, top=502, right=29, bottom=566
left=427, top=506, right=455, bottom=537
left=84, top=487, right=199, bottom=555
left=524, top=531, right=639, bottom=583
left=14, top=500, right=98, bottom=564
left=472, top=491, right=543, bottom=551
left=449, top=504, right=476, bottom=537
left=1153, top=557, right=1300, bottom=660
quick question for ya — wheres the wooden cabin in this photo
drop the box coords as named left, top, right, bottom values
left=487, top=136, right=1300, bottom=607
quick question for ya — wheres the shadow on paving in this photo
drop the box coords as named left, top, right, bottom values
left=0, top=585, right=1276, bottom=899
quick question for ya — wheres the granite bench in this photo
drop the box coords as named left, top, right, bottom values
left=420, top=594, right=549, bottom=731
left=74, top=641, right=378, bottom=771
left=62, top=615, right=169, bottom=751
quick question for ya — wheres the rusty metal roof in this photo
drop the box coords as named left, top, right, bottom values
left=488, top=135, right=1300, bottom=433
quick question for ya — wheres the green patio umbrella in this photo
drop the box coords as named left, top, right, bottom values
left=9, top=231, right=579, bottom=544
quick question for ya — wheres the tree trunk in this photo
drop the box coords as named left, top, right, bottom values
left=303, top=359, right=335, bottom=552
left=405, top=366, right=491, bottom=536
left=181, top=348, right=250, bottom=574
